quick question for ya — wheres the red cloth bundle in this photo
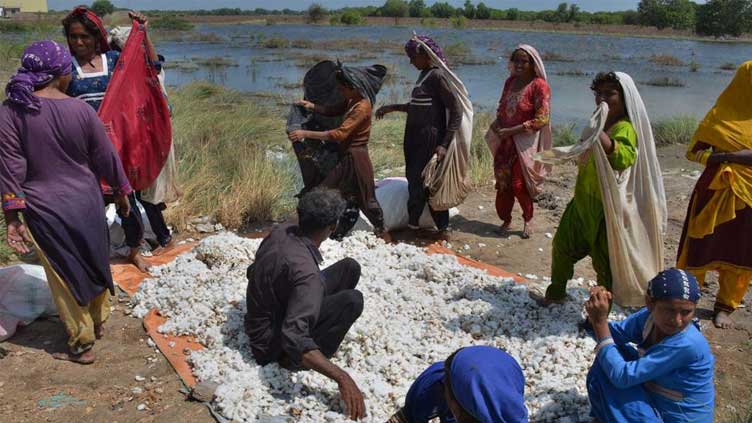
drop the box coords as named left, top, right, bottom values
left=99, top=22, right=172, bottom=191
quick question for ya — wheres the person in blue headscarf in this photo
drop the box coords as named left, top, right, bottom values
left=585, top=268, right=715, bottom=423
left=386, top=346, right=528, bottom=423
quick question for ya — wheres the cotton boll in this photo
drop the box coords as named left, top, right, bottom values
left=131, top=231, right=627, bottom=422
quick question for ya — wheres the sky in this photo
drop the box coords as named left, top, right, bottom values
left=48, top=1, right=648, bottom=13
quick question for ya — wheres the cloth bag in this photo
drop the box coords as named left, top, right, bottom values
left=415, top=36, right=474, bottom=211
left=537, top=73, right=667, bottom=306
left=99, top=22, right=172, bottom=191
left=140, top=68, right=179, bottom=204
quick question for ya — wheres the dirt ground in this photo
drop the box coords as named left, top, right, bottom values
left=1, top=144, right=750, bottom=422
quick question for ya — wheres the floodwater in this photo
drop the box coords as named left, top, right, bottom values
left=156, top=24, right=746, bottom=124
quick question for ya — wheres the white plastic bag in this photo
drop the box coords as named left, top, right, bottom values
left=0, top=264, right=57, bottom=341
left=353, top=177, right=459, bottom=232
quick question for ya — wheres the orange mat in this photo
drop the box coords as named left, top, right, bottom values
left=143, top=309, right=203, bottom=387
left=111, top=242, right=197, bottom=296
left=116, top=240, right=523, bottom=389
left=425, top=243, right=525, bottom=284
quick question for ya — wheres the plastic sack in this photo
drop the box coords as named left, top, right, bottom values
left=353, top=177, right=459, bottom=232
left=0, top=264, right=57, bottom=341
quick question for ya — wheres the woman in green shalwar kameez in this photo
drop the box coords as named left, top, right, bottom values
left=544, top=72, right=638, bottom=303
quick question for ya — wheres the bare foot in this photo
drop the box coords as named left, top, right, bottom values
left=713, top=311, right=735, bottom=329
left=129, top=249, right=152, bottom=273
left=434, top=230, right=450, bottom=242
left=528, top=290, right=567, bottom=306
left=152, top=238, right=175, bottom=257
left=52, top=349, right=95, bottom=365
left=377, top=231, right=393, bottom=243
left=522, top=221, right=534, bottom=239
left=94, top=324, right=104, bottom=340
left=496, top=221, right=511, bottom=235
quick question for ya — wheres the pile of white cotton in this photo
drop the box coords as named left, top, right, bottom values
left=132, top=231, right=623, bottom=422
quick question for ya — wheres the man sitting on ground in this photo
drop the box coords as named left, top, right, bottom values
left=245, top=188, right=366, bottom=421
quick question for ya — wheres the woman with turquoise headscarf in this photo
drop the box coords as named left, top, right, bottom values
left=585, top=268, right=715, bottom=422
left=386, top=345, right=528, bottom=423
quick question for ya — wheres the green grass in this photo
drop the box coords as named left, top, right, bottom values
left=469, top=112, right=496, bottom=187
left=150, top=16, right=194, bottom=31
left=166, top=82, right=297, bottom=230
left=0, top=220, right=16, bottom=265
left=552, top=123, right=578, bottom=146
left=653, top=115, right=698, bottom=146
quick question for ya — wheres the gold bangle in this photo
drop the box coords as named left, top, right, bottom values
left=698, top=150, right=711, bottom=166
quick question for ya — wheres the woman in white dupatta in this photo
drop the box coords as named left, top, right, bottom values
left=539, top=72, right=666, bottom=307
left=487, top=44, right=553, bottom=239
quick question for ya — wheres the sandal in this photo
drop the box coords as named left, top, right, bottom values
left=52, top=349, right=95, bottom=365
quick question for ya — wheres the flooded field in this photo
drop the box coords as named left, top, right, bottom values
left=158, top=23, right=747, bottom=124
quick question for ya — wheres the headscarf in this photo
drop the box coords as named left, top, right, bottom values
left=336, top=62, right=387, bottom=106
left=647, top=268, right=701, bottom=303
left=405, top=34, right=447, bottom=65
left=502, top=44, right=553, bottom=199
left=512, top=44, right=547, bottom=80
left=64, top=7, right=110, bottom=54
left=5, top=41, right=73, bottom=112
left=536, top=72, right=667, bottom=306
left=684, top=61, right=752, bottom=239
left=449, top=346, right=528, bottom=423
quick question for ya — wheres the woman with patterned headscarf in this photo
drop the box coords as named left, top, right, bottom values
left=290, top=63, right=390, bottom=241
left=62, top=7, right=159, bottom=273
left=584, top=269, right=714, bottom=422
left=375, top=34, right=463, bottom=241
left=677, top=62, right=752, bottom=330
left=1, top=41, right=132, bottom=364
left=487, top=45, right=552, bottom=239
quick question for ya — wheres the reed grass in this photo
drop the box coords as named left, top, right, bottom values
left=166, top=82, right=297, bottom=230
left=469, top=112, right=495, bottom=187
left=649, top=54, right=685, bottom=66
left=542, top=51, right=576, bottom=62
left=720, top=62, right=737, bottom=71
left=643, top=76, right=686, bottom=87
left=652, top=115, right=698, bottom=145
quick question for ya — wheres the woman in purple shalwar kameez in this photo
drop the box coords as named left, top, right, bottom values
left=0, top=41, right=132, bottom=364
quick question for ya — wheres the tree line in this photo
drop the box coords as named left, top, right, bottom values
left=84, top=0, right=752, bottom=38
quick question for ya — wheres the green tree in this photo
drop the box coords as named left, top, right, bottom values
left=430, top=2, right=455, bottom=18
left=506, top=8, right=520, bottom=21
left=306, top=3, right=327, bottom=23
left=476, top=2, right=491, bottom=19
left=463, top=0, right=476, bottom=19
left=340, top=10, right=362, bottom=25
left=568, top=3, right=581, bottom=22
left=638, top=0, right=696, bottom=29
left=696, top=0, right=752, bottom=37
left=554, top=2, right=569, bottom=22
left=90, top=0, right=115, bottom=17
left=381, top=0, right=409, bottom=17
left=408, top=0, right=426, bottom=17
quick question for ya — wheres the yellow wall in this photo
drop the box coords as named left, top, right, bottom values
left=1, top=0, right=48, bottom=13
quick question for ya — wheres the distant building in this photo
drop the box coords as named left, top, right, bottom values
left=0, top=0, right=48, bottom=17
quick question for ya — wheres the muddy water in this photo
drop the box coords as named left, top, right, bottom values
left=157, top=24, right=746, bottom=124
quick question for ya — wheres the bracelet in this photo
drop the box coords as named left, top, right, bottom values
left=595, top=336, right=614, bottom=354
